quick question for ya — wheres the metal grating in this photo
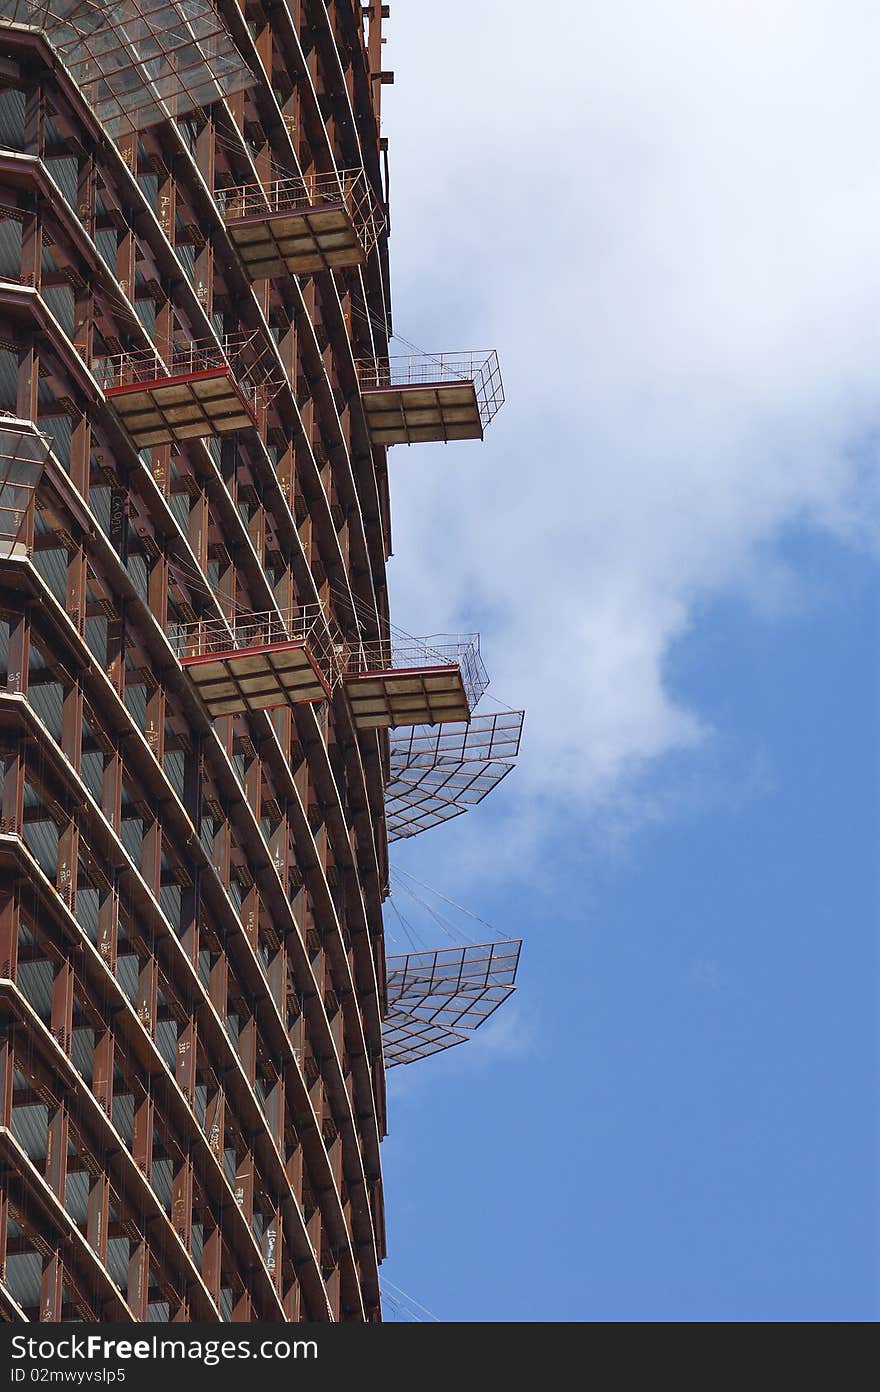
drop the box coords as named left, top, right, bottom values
left=0, top=415, right=49, bottom=557
left=356, top=351, right=504, bottom=445
left=96, top=336, right=277, bottom=447
left=0, top=0, right=253, bottom=138
left=383, top=940, right=521, bottom=1067
left=386, top=711, right=525, bottom=841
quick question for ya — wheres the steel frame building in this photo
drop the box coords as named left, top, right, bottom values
left=0, top=0, right=516, bottom=1324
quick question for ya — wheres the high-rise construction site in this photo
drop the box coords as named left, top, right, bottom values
left=0, top=0, right=522, bottom=1322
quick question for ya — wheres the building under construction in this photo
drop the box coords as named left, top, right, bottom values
left=0, top=0, right=521, bottom=1323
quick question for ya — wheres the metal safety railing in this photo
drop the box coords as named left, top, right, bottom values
left=168, top=602, right=342, bottom=685
left=95, top=332, right=287, bottom=413
left=219, top=167, right=383, bottom=246
left=98, top=334, right=244, bottom=391
left=169, top=609, right=490, bottom=712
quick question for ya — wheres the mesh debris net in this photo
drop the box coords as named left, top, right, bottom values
left=220, top=167, right=386, bottom=275
left=383, top=940, right=521, bottom=1067
left=386, top=710, right=524, bottom=841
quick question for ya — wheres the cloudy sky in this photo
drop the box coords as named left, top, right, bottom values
left=376, top=3, right=879, bottom=1322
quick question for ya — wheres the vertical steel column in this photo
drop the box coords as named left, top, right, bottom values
left=76, top=154, right=96, bottom=241
left=69, top=414, right=91, bottom=504
left=92, top=1026, right=114, bottom=1114
left=16, top=341, right=38, bottom=423
left=22, top=88, right=44, bottom=160
left=97, top=873, right=119, bottom=976
left=5, top=603, right=29, bottom=697
left=132, top=1092, right=155, bottom=1182
left=19, top=204, right=39, bottom=291
left=0, top=745, right=25, bottom=838
left=194, top=121, right=215, bottom=317
left=205, top=1085, right=225, bottom=1163
left=86, top=1172, right=110, bottom=1265
left=56, top=817, right=79, bottom=914
left=238, top=1017, right=257, bottom=1090
left=264, top=1210, right=282, bottom=1294
left=115, top=170, right=136, bottom=305
left=39, top=1252, right=63, bottom=1322
left=176, top=1021, right=196, bottom=1106
left=45, top=1101, right=69, bottom=1204
left=242, top=885, right=260, bottom=956
left=73, top=281, right=94, bottom=367
left=187, top=492, right=209, bottom=575
left=180, top=872, right=200, bottom=971
left=127, top=1241, right=149, bottom=1320
left=145, top=554, right=168, bottom=770
left=0, top=889, right=19, bottom=980
left=171, top=1156, right=193, bottom=1251
left=136, top=957, right=158, bottom=1038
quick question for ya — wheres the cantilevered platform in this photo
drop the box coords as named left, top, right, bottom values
left=223, top=169, right=383, bottom=277
left=341, top=635, right=488, bottom=731
left=170, top=607, right=333, bottom=717
left=344, top=663, right=470, bottom=729
left=103, top=339, right=258, bottom=447
left=357, top=351, right=503, bottom=445
left=383, top=940, right=521, bottom=1067
left=180, top=642, right=330, bottom=717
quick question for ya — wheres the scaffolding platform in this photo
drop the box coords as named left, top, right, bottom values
left=0, top=417, right=49, bottom=559
left=341, top=635, right=488, bottom=731
left=386, top=710, right=524, bottom=841
left=170, top=606, right=335, bottom=717
left=356, top=351, right=503, bottom=445
left=383, top=940, right=521, bottom=1067
left=222, top=168, right=384, bottom=278
left=0, top=0, right=253, bottom=137
left=100, top=338, right=260, bottom=447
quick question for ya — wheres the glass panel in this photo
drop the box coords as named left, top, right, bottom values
left=0, top=0, right=253, bottom=136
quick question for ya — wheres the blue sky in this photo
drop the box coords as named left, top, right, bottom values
left=375, top=4, right=880, bottom=1321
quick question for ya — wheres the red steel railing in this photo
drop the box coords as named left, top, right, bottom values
left=98, top=335, right=257, bottom=400
left=219, top=167, right=385, bottom=255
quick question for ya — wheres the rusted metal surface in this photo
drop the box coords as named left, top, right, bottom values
left=0, top=0, right=390, bottom=1324
left=357, top=352, right=504, bottom=445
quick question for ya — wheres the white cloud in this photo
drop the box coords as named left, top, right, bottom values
left=380, top=2, right=880, bottom=819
